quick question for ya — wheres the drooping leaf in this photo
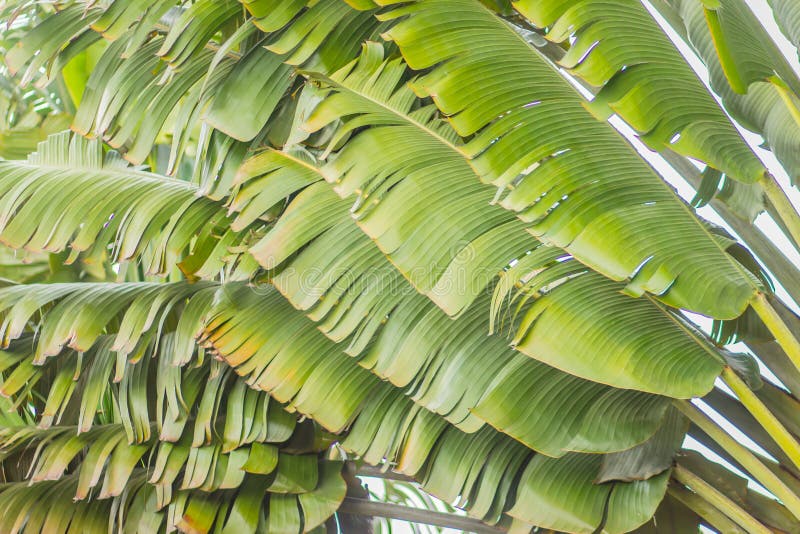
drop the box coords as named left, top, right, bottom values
left=5, top=4, right=101, bottom=85
left=663, top=0, right=800, bottom=184
left=509, top=453, right=669, bottom=533
left=767, top=0, right=800, bottom=55
left=299, top=49, right=729, bottom=399
left=201, top=284, right=668, bottom=526
left=203, top=45, right=294, bottom=142
left=0, top=132, right=236, bottom=276
left=597, top=406, right=687, bottom=483
left=515, top=0, right=765, bottom=185
left=306, top=42, right=539, bottom=317
left=376, top=0, right=762, bottom=319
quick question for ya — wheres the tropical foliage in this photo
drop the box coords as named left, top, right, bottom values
left=0, top=0, right=799, bottom=532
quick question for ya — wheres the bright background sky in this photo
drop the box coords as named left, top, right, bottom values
left=372, top=1, right=800, bottom=531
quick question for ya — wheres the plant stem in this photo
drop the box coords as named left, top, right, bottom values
left=703, top=7, right=748, bottom=94
left=673, top=399, right=800, bottom=520
left=337, top=498, right=507, bottom=533
left=672, top=464, right=771, bottom=533
left=667, top=483, right=747, bottom=534
left=702, top=387, right=800, bottom=477
left=356, top=465, right=416, bottom=482
left=760, top=173, right=800, bottom=249
left=750, top=293, right=800, bottom=376
left=772, top=76, right=800, bottom=129
left=721, top=367, right=800, bottom=471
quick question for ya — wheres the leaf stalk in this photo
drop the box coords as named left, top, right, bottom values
left=750, top=293, right=800, bottom=376
left=771, top=76, right=800, bottom=130
left=703, top=7, right=747, bottom=94
left=667, top=483, right=747, bottom=534
left=721, top=367, right=800, bottom=472
left=338, top=498, right=506, bottom=533
left=673, top=399, right=800, bottom=520
left=760, top=174, right=800, bottom=250
left=672, top=464, right=771, bottom=533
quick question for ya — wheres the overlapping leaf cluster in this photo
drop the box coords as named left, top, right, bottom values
left=0, top=0, right=798, bottom=532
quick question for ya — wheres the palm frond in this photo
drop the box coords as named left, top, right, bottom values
left=0, top=133, right=240, bottom=277
left=322, top=11, right=762, bottom=319
left=514, top=0, right=765, bottom=188
left=202, top=286, right=669, bottom=531
left=0, top=279, right=671, bottom=531
left=663, top=0, right=800, bottom=185
left=1, top=1, right=799, bottom=531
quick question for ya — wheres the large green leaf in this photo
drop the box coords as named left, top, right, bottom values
left=488, top=248, right=727, bottom=397
left=767, top=0, right=800, bottom=54
left=597, top=406, right=688, bottom=483
left=306, top=42, right=538, bottom=317
left=677, top=0, right=800, bottom=95
left=4, top=4, right=101, bottom=86
left=74, top=35, right=215, bottom=164
left=514, top=0, right=764, bottom=186
left=376, top=0, right=756, bottom=317
left=292, top=51, right=728, bottom=398
left=509, top=453, right=671, bottom=533
left=201, top=284, right=669, bottom=527
left=374, top=0, right=761, bottom=319
left=662, top=0, right=800, bottom=185
left=0, top=132, right=237, bottom=276
left=203, top=45, right=294, bottom=142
